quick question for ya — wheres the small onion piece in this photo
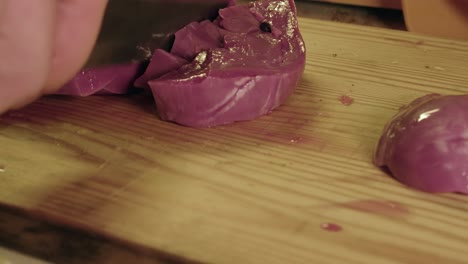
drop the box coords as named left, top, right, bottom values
left=374, top=94, right=468, bottom=194
left=138, top=0, right=306, bottom=127
left=55, top=63, right=144, bottom=96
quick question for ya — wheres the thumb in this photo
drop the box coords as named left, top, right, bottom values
left=0, top=0, right=55, bottom=113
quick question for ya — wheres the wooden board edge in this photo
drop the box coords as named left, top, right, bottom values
left=0, top=204, right=199, bottom=264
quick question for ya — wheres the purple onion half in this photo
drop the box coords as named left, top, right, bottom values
left=375, top=94, right=468, bottom=194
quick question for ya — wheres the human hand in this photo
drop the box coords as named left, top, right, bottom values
left=0, top=0, right=108, bottom=114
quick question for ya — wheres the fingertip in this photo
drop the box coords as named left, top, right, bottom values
left=43, top=0, right=108, bottom=94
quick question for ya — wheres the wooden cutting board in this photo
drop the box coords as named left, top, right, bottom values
left=1, top=17, right=468, bottom=264
left=310, top=0, right=402, bottom=9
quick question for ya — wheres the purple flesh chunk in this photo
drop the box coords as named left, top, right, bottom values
left=134, top=50, right=188, bottom=89
left=374, top=94, right=468, bottom=194
left=170, top=20, right=228, bottom=61
left=139, top=0, right=306, bottom=127
left=56, top=63, right=144, bottom=96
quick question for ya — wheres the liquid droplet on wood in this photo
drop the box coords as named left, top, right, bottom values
left=339, top=95, right=354, bottom=106
left=342, top=200, right=409, bottom=218
left=290, top=137, right=303, bottom=144
left=320, top=223, right=342, bottom=232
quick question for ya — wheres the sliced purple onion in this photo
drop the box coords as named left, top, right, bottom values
left=55, top=63, right=144, bottom=96
left=138, top=0, right=306, bottom=127
left=375, top=94, right=468, bottom=194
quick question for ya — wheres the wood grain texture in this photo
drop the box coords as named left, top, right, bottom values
left=1, top=17, right=468, bottom=264
left=258, top=0, right=407, bottom=30
left=307, top=0, right=402, bottom=10
left=0, top=206, right=191, bottom=264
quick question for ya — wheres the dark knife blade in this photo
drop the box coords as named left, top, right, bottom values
left=85, top=0, right=230, bottom=68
